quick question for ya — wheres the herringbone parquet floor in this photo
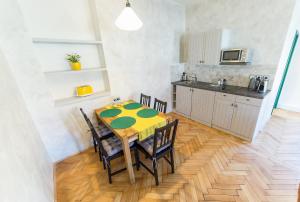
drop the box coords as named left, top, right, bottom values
left=56, top=110, right=300, bottom=202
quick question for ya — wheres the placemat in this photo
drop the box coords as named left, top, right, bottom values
left=124, top=103, right=143, bottom=110
left=99, top=108, right=122, bottom=118
left=137, top=109, right=159, bottom=118
left=110, top=116, right=136, bottom=129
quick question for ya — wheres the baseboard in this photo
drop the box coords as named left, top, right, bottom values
left=277, top=104, right=300, bottom=112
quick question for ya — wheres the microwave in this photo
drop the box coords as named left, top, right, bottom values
left=220, top=49, right=251, bottom=64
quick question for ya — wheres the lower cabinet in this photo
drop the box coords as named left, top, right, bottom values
left=176, top=86, right=215, bottom=126
left=175, top=86, right=267, bottom=141
left=191, top=88, right=216, bottom=126
left=212, top=94, right=235, bottom=130
left=176, top=85, right=192, bottom=116
left=230, top=103, right=260, bottom=139
left=212, top=93, right=262, bottom=140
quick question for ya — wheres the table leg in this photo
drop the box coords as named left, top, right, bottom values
left=121, top=136, right=135, bottom=184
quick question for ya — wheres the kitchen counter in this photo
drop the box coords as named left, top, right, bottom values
left=172, top=81, right=270, bottom=99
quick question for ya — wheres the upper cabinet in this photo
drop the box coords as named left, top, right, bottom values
left=185, top=29, right=231, bottom=65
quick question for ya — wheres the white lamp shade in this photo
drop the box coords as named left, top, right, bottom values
left=115, top=7, right=143, bottom=31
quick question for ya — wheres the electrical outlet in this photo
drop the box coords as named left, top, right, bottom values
left=112, top=97, right=121, bottom=103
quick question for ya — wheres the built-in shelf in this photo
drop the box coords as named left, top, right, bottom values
left=55, top=91, right=111, bottom=107
left=32, top=37, right=102, bottom=45
left=44, top=67, right=107, bottom=75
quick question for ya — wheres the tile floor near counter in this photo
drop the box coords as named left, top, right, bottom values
left=56, top=110, right=300, bottom=202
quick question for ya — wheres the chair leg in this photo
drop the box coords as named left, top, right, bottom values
left=98, top=149, right=102, bottom=162
left=102, top=156, right=106, bottom=170
left=170, top=150, right=175, bottom=173
left=134, top=148, right=140, bottom=171
left=153, top=160, right=159, bottom=186
left=107, top=160, right=112, bottom=184
left=93, top=137, right=97, bottom=153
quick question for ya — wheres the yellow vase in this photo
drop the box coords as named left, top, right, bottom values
left=70, top=62, right=81, bottom=71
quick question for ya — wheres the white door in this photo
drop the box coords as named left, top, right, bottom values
left=191, top=89, right=215, bottom=126
left=230, top=103, right=260, bottom=139
left=176, top=86, right=192, bottom=116
left=212, top=98, right=235, bottom=130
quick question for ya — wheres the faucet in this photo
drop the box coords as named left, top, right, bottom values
left=218, top=78, right=226, bottom=86
left=190, top=73, right=197, bottom=82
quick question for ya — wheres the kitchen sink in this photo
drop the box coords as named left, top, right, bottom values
left=209, top=84, right=221, bottom=87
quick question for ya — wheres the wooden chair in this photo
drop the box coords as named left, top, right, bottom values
left=91, top=125, right=136, bottom=184
left=80, top=108, right=113, bottom=152
left=153, top=98, right=167, bottom=113
left=140, top=93, right=151, bottom=107
left=134, top=119, right=179, bottom=185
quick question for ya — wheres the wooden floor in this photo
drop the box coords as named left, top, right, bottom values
left=56, top=110, right=300, bottom=202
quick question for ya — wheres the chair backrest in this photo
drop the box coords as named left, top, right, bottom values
left=152, top=119, right=178, bottom=156
left=154, top=98, right=167, bottom=113
left=80, top=108, right=100, bottom=139
left=140, top=93, right=151, bottom=107
left=80, top=108, right=94, bottom=131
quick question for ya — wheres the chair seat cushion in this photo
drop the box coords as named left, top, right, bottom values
left=137, top=134, right=170, bottom=155
left=96, top=123, right=113, bottom=138
left=101, top=136, right=135, bottom=157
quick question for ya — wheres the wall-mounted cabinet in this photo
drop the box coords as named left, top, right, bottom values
left=185, top=29, right=231, bottom=65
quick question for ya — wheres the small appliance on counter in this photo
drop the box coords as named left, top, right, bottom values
left=248, top=75, right=269, bottom=93
left=76, top=85, right=94, bottom=97
left=257, top=76, right=269, bottom=93
left=181, top=72, right=188, bottom=81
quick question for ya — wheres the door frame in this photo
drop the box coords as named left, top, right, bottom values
left=273, top=30, right=299, bottom=109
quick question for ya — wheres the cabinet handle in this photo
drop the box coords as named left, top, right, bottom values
left=231, top=103, right=234, bottom=107
left=235, top=104, right=238, bottom=108
left=246, top=99, right=250, bottom=101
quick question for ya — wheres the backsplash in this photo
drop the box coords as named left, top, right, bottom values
left=184, top=64, right=277, bottom=89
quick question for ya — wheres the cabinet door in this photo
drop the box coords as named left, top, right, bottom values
left=231, top=103, right=260, bottom=139
left=204, top=30, right=222, bottom=65
left=212, top=98, right=234, bottom=130
left=191, top=89, right=215, bottom=126
left=176, top=86, right=192, bottom=116
left=187, top=33, right=206, bottom=64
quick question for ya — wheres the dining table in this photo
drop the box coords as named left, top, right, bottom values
left=95, top=100, right=170, bottom=184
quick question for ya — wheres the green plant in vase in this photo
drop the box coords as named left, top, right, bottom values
left=66, top=53, right=81, bottom=71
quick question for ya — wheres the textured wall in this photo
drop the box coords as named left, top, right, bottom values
left=3, top=0, right=185, bottom=162
left=184, top=0, right=296, bottom=88
left=97, top=0, right=185, bottom=102
left=60, top=0, right=185, bottom=152
left=0, top=0, right=80, bottom=162
left=0, top=51, right=53, bottom=202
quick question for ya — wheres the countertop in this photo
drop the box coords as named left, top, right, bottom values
left=172, top=81, right=271, bottom=99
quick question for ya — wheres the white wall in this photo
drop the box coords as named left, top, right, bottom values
left=276, top=0, right=300, bottom=112
left=56, top=0, right=185, bottom=156
left=0, top=51, right=53, bottom=202
left=184, top=0, right=296, bottom=87
left=1, top=0, right=185, bottom=162
left=0, top=0, right=80, bottom=162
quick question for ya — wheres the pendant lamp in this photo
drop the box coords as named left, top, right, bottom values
left=115, top=0, right=143, bottom=31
